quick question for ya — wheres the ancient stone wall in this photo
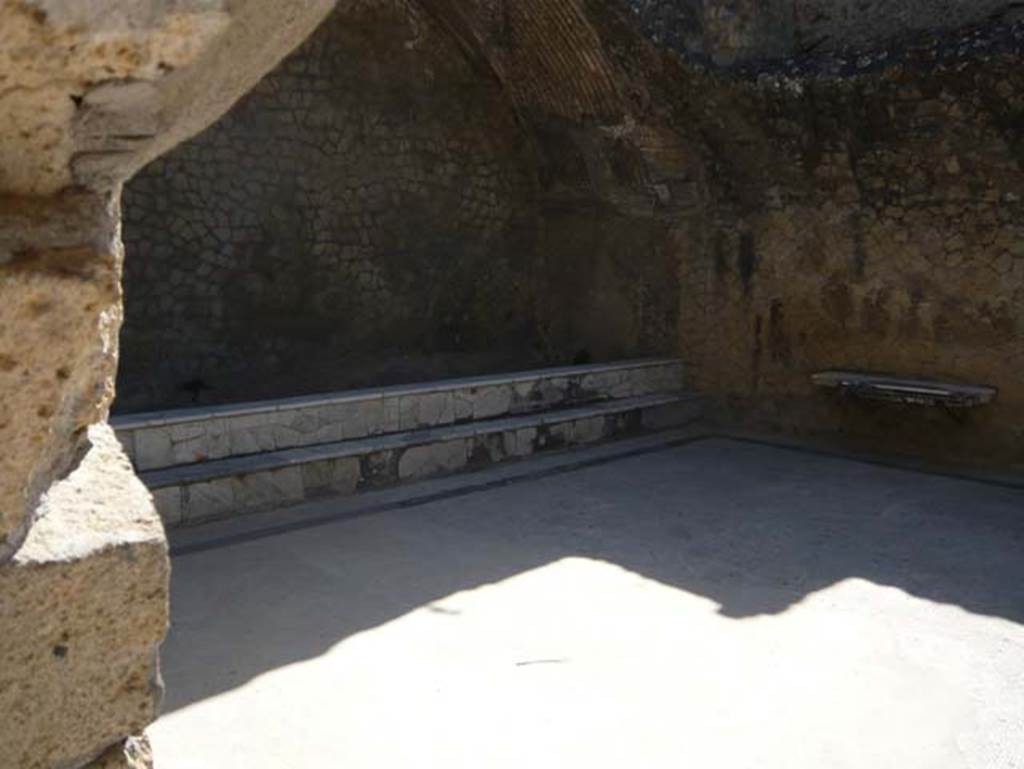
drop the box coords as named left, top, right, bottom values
left=669, top=21, right=1024, bottom=467
left=396, top=0, right=1024, bottom=467
left=622, top=0, right=1023, bottom=63
left=117, top=0, right=1024, bottom=467
left=118, top=0, right=540, bottom=410
left=118, top=0, right=681, bottom=411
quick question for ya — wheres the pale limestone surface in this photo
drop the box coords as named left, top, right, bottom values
left=0, top=425, right=167, bottom=769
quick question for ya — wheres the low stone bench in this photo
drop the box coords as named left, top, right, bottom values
left=812, top=370, right=997, bottom=408
left=113, top=358, right=684, bottom=472
left=112, top=359, right=704, bottom=526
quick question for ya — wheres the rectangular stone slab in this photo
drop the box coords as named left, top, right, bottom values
left=812, top=370, right=998, bottom=408
left=0, top=424, right=169, bottom=769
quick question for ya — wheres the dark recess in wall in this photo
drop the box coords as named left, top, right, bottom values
left=117, top=0, right=678, bottom=412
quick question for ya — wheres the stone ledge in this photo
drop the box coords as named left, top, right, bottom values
left=114, top=360, right=686, bottom=472
left=812, top=370, right=998, bottom=408
left=142, top=392, right=698, bottom=489
left=0, top=191, right=122, bottom=564
left=0, top=424, right=169, bottom=769
left=112, top=357, right=684, bottom=430
left=146, top=393, right=707, bottom=527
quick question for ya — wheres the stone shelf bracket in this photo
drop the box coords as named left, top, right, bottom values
left=812, top=371, right=998, bottom=413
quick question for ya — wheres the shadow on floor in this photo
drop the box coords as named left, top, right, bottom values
left=160, top=437, right=1024, bottom=713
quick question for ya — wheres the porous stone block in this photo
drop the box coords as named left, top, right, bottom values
left=0, top=193, right=122, bottom=560
left=0, top=424, right=168, bottom=769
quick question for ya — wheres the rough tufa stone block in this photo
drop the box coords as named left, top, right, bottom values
left=0, top=424, right=169, bottom=769
left=0, top=193, right=123, bottom=561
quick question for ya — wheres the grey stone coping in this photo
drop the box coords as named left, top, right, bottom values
left=811, top=370, right=998, bottom=407
left=112, top=358, right=684, bottom=431
left=141, top=392, right=703, bottom=489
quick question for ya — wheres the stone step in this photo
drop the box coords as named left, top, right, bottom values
left=113, top=358, right=685, bottom=472
left=144, top=391, right=705, bottom=527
